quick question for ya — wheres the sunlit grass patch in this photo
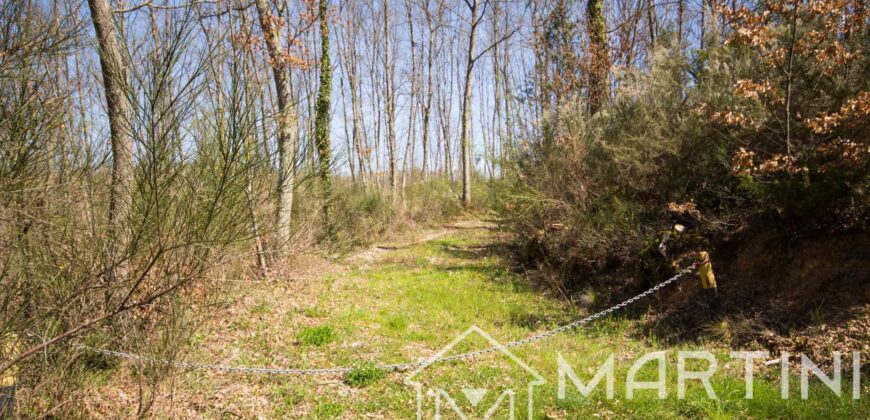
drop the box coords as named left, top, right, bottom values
left=383, top=314, right=409, bottom=332
left=100, top=226, right=870, bottom=418
left=297, top=325, right=336, bottom=347
left=313, top=402, right=344, bottom=418
left=345, top=362, right=386, bottom=388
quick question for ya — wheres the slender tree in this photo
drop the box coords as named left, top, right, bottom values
left=384, top=0, right=399, bottom=202
left=87, top=0, right=133, bottom=284
left=459, top=0, right=481, bottom=207
left=255, top=0, right=298, bottom=252
left=314, top=0, right=333, bottom=221
left=586, top=0, right=609, bottom=114
left=646, top=0, right=657, bottom=48
left=457, top=0, right=516, bottom=206
left=420, top=0, right=438, bottom=176
left=401, top=0, right=419, bottom=201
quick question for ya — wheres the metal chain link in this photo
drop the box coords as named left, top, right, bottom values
left=80, top=263, right=699, bottom=376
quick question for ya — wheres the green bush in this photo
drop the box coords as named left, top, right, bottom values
left=498, top=35, right=868, bottom=296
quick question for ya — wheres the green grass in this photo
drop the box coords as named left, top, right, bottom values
left=344, top=362, right=387, bottom=388
left=315, top=230, right=868, bottom=417
left=297, top=325, right=336, bottom=347
left=313, top=403, right=344, bottom=418
left=147, top=228, right=869, bottom=418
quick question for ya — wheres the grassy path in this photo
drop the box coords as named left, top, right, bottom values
left=89, top=226, right=868, bottom=418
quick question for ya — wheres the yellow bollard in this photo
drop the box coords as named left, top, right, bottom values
left=697, top=251, right=717, bottom=289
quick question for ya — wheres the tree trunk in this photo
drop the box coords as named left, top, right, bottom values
left=255, top=0, right=298, bottom=253
left=384, top=0, right=398, bottom=203
left=784, top=14, right=797, bottom=157
left=237, top=9, right=269, bottom=274
left=460, top=0, right=480, bottom=208
left=700, top=0, right=706, bottom=50
left=646, top=0, right=657, bottom=49
left=314, top=0, right=333, bottom=225
left=677, top=0, right=684, bottom=46
left=421, top=6, right=434, bottom=176
left=401, top=0, right=419, bottom=203
left=438, top=66, right=452, bottom=179
left=338, top=10, right=367, bottom=186
left=88, top=0, right=133, bottom=284
left=586, top=0, right=609, bottom=114
left=501, top=47, right=514, bottom=162
left=493, top=52, right=503, bottom=177
left=339, top=67, right=355, bottom=182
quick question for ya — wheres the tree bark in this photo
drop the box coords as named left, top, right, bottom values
left=384, top=0, right=398, bottom=203
left=784, top=12, right=797, bottom=157
left=314, top=0, right=333, bottom=225
left=677, top=0, right=684, bottom=46
left=88, top=0, right=133, bottom=284
left=255, top=0, right=298, bottom=252
left=338, top=7, right=367, bottom=185
left=421, top=1, right=435, bottom=176
left=646, top=0, right=657, bottom=49
left=460, top=0, right=480, bottom=208
left=339, top=64, right=355, bottom=181
left=401, top=0, right=419, bottom=203
left=586, top=0, right=609, bottom=114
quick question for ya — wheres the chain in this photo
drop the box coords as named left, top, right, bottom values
left=79, top=263, right=699, bottom=376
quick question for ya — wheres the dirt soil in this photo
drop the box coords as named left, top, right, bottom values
left=646, top=227, right=870, bottom=367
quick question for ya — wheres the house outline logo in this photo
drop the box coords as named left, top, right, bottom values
left=404, top=325, right=546, bottom=419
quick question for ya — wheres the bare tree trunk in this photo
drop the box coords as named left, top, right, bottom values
left=501, top=46, right=514, bottom=163
left=237, top=8, right=269, bottom=275
left=677, top=0, right=684, bottom=46
left=255, top=0, right=298, bottom=253
left=700, top=0, right=706, bottom=50
left=384, top=0, right=398, bottom=203
left=784, top=13, right=797, bottom=157
left=400, top=0, right=419, bottom=203
left=493, top=53, right=503, bottom=177
left=459, top=0, right=480, bottom=208
left=531, top=0, right=544, bottom=118
left=350, top=74, right=367, bottom=185
left=338, top=8, right=367, bottom=186
left=421, top=1, right=436, bottom=177
left=491, top=2, right=504, bottom=177
left=646, top=0, right=657, bottom=49
left=88, top=0, right=133, bottom=285
left=339, top=65, right=355, bottom=182
left=438, top=57, right=453, bottom=180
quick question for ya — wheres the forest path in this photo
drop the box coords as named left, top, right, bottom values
left=84, top=221, right=869, bottom=418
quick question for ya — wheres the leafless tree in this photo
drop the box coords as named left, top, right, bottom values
left=88, top=0, right=134, bottom=287
left=255, top=0, right=298, bottom=252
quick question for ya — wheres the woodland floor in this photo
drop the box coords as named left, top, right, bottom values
left=82, top=221, right=870, bottom=418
